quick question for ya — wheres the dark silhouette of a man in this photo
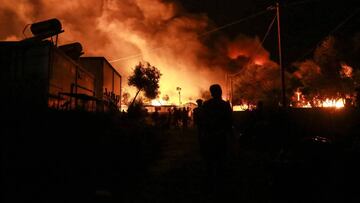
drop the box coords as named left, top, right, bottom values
left=202, top=84, right=232, bottom=185
left=193, top=99, right=205, bottom=156
left=193, top=99, right=204, bottom=129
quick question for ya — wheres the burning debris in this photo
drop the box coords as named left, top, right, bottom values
left=291, top=35, right=360, bottom=109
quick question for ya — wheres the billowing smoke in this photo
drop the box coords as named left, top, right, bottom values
left=226, top=35, right=281, bottom=106
left=0, top=0, right=281, bottom=105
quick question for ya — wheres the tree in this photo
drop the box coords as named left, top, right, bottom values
left=128, top=62, right=161, bottom=107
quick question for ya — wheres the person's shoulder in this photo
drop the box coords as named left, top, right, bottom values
left=217, top=99, right=230, bottom=106
left=216, top=100, right=232, bottom=111
left=219, top=99, right=229, bottom=104
left=202, top=99, right=212, bottom=106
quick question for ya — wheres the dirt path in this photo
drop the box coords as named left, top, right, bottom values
left=117, top=128, right=271, bottom=203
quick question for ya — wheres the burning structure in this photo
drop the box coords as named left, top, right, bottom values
left=1, top=0, right=359, bottom=110
left=289, top=36, right=360, bottom=109
left=1, top=18, right=122, bottom=113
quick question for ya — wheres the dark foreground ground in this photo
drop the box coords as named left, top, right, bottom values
left=2, top=108, right=360, bottom=202
left=114, top=127, right=360, bottom=203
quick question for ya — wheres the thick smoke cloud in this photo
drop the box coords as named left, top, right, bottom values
left=0, top=0, right=281, bottom=105
left=226, top=35, right=282, bottom=106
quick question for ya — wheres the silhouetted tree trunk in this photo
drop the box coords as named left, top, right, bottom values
left=130, top=88, right=142, bottom=107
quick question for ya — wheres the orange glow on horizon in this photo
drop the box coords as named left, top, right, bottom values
left=151, top=99, right=168, bottom=106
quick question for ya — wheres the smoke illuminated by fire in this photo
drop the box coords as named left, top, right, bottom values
left=2, top=0, right=359, bottom=109
left=227, top=35, right=270, bottom=65
left=0, top=0, right=284, bottom=106
left=0, top=0, right=228, bottom=105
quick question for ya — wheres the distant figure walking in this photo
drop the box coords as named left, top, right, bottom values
left=181, top=107, right=189, bottom=129
left=166, top=107, right=173, bottom=129
left=202, top=84, right=232, bottom=187
left=173, top=107, right=181, bottom=128
left=193, top=99, right=204, bottom=129
left=193, top=99, right=205, bottom=155
left=151, top=108, right=160, bottom=126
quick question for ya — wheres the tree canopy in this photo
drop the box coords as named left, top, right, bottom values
left=128, top=62, right=161, bottom=105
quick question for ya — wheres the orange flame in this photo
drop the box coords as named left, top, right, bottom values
left=340, top=63, right=353, bottom=78
left=233, top=104, right=256, bottom=111
left=1, top=0, right=280, bottom=106
left=291, top=90, right=348, bottom=109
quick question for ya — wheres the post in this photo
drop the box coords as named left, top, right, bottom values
left=276, top=1, right=286, bottom=107
left=176, top=87, right=182, bottom=105
left=230, top=76, right=234, bottom=110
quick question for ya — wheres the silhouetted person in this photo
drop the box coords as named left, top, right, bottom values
left=151, top=108, right=160, bottom=126
left=251, top=100, right=268, bottom=149
left=182, top=107, right=189, bottom=129
left=253, top=100, right=266, bottom=128
left=193, top=99, right=204, bottom=128
left=166, top=107, right=173, bottom=129
left=173, top=107, right=181, bottom=128
left=193, top=99, right=205, bottom=156
left=202, top=84, right=232, bottom=190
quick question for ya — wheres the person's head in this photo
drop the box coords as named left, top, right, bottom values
left=209, top=84, right=222, bottom=99
left=196, top=99, right=203, bottom=106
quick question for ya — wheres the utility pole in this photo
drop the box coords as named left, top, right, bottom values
left=230, top=76, right=234, bottom=109
left=176, top=87, right=182, bottom=105
left=226, top=73, right=233, bottom=105
left=276, top=1, right=286, bottom=107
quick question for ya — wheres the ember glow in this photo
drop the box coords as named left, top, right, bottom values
left=340, top=63, right=353, bottom=78
left=233, top=104, right=256, bottom=111
left=290, top=90, right=347, bottom=109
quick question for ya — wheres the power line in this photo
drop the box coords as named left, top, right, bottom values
left=328, top=7, right=360, bottom=35
left=109, top=47, right=165, bottom=62
left=109, top=0, right=351, bottom=64
left=227, top=12, right=278, bottom=106
left=254, top=15, right=276, bottom=58
left=294, top=7, right=360, bottom=62
left=109, top=53, right=143, bottom=62
left=230, top=14, right=277, bottom=78
left=200, top=9, right=269, bottom=36
left=109, top=9, right=270, bottom=63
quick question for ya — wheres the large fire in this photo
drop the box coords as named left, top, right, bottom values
left=0, top=0, right=226, bottom=105
left=1, top=0, right=359, bottom=109
left=289, top=62, right=357, bottom=109
left=290, top=89, right=348, bottom=109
